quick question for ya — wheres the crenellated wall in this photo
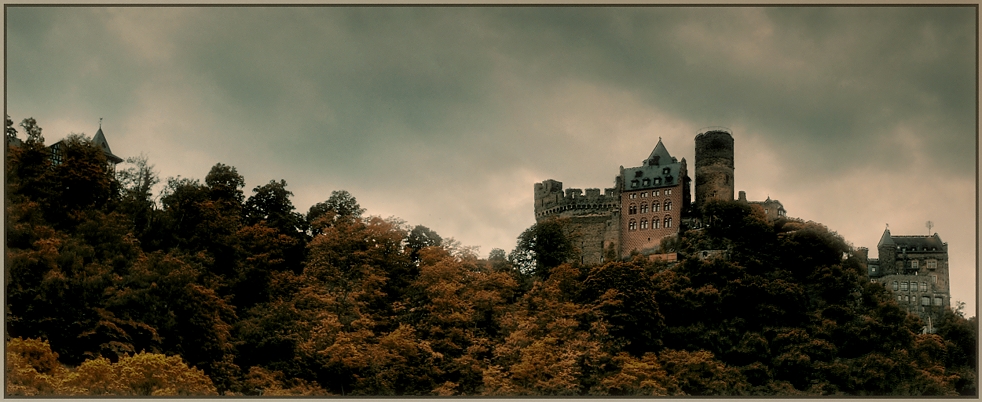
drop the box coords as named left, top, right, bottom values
left=534, top=179, right=620, bottom=219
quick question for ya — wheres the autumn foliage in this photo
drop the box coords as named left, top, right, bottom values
left=4, top=118, right=977, bottom=396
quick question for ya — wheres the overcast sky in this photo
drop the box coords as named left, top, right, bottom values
left=5, top=6, right=977, bottom=316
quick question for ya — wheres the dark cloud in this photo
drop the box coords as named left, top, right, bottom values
left=6, top=6, right=975, bottom=315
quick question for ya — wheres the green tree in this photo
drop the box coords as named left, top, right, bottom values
left=306, top=189, right=365, bottom=235
left=508, top=218, right=577, bottom=278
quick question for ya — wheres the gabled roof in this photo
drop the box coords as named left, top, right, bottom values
left=892, top=235, right=945, bottom=251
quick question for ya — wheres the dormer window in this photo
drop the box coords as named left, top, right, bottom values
left=662, top=167, right=670, bottom=174
left=635, top=171, right=643, bottom=177
left=666, top=175, right=673, bottom=183
left=631, top=180, right=639, bottom=188
left=654, top=178, right=662, bottom=185
left=642, top=178, right=650, bottom=186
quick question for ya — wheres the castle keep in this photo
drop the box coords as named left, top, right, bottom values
left=533, top=128, right=784, bottom=263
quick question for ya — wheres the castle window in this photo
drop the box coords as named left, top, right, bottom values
left=664, top=216, right=672, bottom=228
left=640, top=203, right=648, bottom=214
left=653, top=218, right=660, bottom=229
left=911, top=260, right=918, bottom=270
left=900, top=282, right=908, bottom=291
left=641, top=192, right=647, bottom=198
left=629, top=204, right=637, bottom=214
left=921, top=282, right=927, bottom=291
left=665, top=189, right=672, bottom=195
left=904, top=295, right=909, bottom=302
left=920, top=296, right=930, bottom=306
left=926, top=259, right=937, bottom=269
left=653, top=202, right=660, bottom=212
left=630, top=193, right=637, bottom=199
left=892, top=281, right=898, bottom=291
left=931, top=275, right=937, bottom=284
left=911, top=282, right=918, bottom=292
left=640, top=219, right=648, bottom=230
left=666, top=175, right=673, bottom=183
left=933, top=296, right=943, bottom=306
left=629, top=219, right=637, bottom=231
left=897, top=295, right=902, bottom=301
left=664, top=200, right=672, bottom=211
left=631, top=180, right=639, bottom=188
left=654, top=178, right=662, bottom=185
left=663, top=167, right=670, bottom=175
left=643, top=178, right=650, bottom=186
left=655, top=190, right=660, bottom=196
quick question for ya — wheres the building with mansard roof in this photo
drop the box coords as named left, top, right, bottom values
left=859, top=227, right=950, bottom=330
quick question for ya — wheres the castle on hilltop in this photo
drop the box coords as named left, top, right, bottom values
left=533, top=128, right=785, bottom=264
left=859, top=228, right=951, bottom=329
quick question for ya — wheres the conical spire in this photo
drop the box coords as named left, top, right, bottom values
left=646, top=137, right=673, bottom=166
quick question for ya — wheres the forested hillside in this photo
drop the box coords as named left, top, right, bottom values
left=5, top=118, right=977, bottom=396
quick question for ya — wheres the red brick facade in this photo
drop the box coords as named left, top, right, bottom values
left=619, top=184, right=684, bottom=255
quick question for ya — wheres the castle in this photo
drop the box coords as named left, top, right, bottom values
left=858, top=228, right=951, bottom=329
left=533, top=128, right=784, bottom=263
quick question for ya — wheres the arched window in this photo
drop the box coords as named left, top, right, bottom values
left=664, top=216, right=672, bottom=228
left=640, top=218, right=648, bottom=229
left=653, top=202, right=660, bottom=212
left=629, top=219, right=637, bottom=231
left=629, top=204, right=637, bottom=214
left=640, top=203, right=648, bottom=214
left=664, top=200, right=672, bottom=211
left=653, top=218, right=660, bottom=229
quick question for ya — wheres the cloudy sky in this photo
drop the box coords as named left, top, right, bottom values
left=5, top=6, right=977, bottom=316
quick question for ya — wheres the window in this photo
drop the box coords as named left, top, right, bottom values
left=921, top=296, right=930, bottom=306
left=904, top=295, right=909, bottom=302
left=655, top=190, right=660, bottom=196
left=654, top=178, right=662, bottom=185
left=665, top=189, right=672, bottom=195
left=911, top=282, right=918, bottom=292
left=641, top=192, right=647, bottom=198
left=926, top=259, right=937, bottom=269
left=931, top=275, right=937, bottom=284
left=640, top=203, right=648, bottom=214
left=664, top=216, right=672, bottom=228
left=900, top=282, right=908, bottom=291
left=631, top=180, right=639, bottom=188
left=653, top=219, right=660, bottom=229
left=653, top=202, right=660, bottom=212
left=640, top=219, right=648, bottom=230
left=922, top=282, right=927, bottom=291
left=643, top=178, right=650, bottom=186
left=896, top=295, right=902, bottom=301
left=933, top=296, right=943, bottom=306
left=629, top=220, right=637, bottom=231
left=664, top=200, right=672, bottom=211
left=911, top=260, right=918, bottom=270
left=630, top=193, right=637, bottom=199
left=892, top=281, right=899, bottom=291
left=663, top=167, right=670, bottom=174
left=629, top=204, right=637, bottom=214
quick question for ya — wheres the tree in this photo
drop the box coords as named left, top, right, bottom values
left=508, top=218, right=577, bottom=278
left=7, top=114, right=18, bottom=140
left=306, top=190, right=365, bottom=234
left=245, top=179, right=306, bottom=238
left=20, top=116, right=44, bottom=143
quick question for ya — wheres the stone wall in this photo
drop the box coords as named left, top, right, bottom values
left=694, top=130, right=734, bottom=210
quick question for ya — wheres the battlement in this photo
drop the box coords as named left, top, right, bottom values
left=534, top=179, right=619, bottom=219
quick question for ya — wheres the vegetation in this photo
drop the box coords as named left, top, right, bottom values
left=4, top=117, right=977, bottom=396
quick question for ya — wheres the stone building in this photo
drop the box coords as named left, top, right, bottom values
left=534, top=128, right=788, bottom=264
left=860, top=227, right=950, bottom=329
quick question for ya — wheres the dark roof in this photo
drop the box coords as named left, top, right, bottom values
left=622, top=139, right=683, bottom=190
left=878, top=229, right=945, bottom=251
left=92, top=127, right=123, bottom=163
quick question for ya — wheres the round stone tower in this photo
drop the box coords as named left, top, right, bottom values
left=694, top=128, right=734, bottom=211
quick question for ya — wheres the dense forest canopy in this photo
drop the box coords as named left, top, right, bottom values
left=4, top=117, right=977, bottom=396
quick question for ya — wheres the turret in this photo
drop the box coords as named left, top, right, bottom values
left=694, top=128, right=734, bottom=211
